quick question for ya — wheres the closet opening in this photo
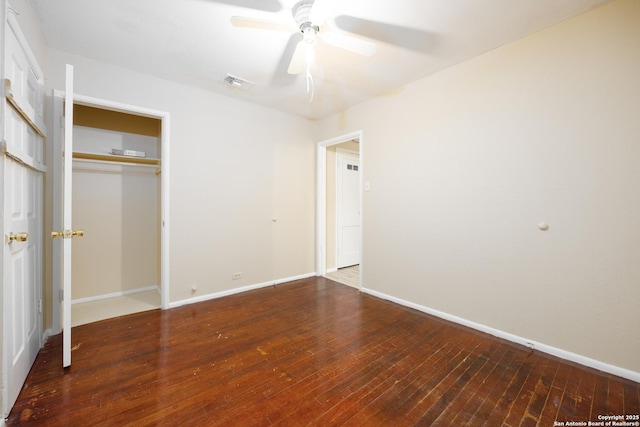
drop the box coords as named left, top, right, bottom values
left=70, top=104, right=162, bottom=326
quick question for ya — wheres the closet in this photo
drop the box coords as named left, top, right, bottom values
left=70, top=104, right=162, bottom=325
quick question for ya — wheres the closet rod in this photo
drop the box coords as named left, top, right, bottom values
left=72, top=158, right=160, bottom=169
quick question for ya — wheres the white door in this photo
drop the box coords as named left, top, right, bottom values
left=336, top=151, right=360, bottom=268
left=2, top=13, right=46, bottom=414
left=51, top=64, right=80, bottom=367
left=3, top=157, right=42, bottom=412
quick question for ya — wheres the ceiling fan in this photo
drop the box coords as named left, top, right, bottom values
left=230, top=0, right=378, bottom=75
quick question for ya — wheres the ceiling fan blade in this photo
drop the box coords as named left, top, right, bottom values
left=207, top=0, right=282, bottom=13
left=323, top=31, right=377, bottom=57
left=271, top=33, right=302, bottom=86
left=309, top=0, right=337, bottom=25
left=230, top=16, right=294, bottom=32
left=334, top=16, right=437, bottom=53
left=288, top=41, right=311, bottom=75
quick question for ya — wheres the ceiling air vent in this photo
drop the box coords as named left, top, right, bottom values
left=222, top=74, right=254, bottom=90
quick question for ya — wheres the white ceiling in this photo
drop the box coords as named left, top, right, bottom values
left=30, top=0, right=610, bottom=120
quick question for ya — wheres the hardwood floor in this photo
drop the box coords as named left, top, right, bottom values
left=8, top=277, right=639, bottom=426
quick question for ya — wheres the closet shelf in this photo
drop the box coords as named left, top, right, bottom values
left=72, top=151, right=160, bottom=166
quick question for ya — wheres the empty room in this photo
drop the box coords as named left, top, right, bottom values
left=1, top=0, right=639, bottom=425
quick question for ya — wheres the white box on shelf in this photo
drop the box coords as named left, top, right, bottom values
left=111, top=148, right=146, bottom=158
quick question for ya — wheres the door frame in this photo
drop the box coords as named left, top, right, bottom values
left=316, top=130, right=363, bottom=287
left=51, top=91, right=171, bottom=333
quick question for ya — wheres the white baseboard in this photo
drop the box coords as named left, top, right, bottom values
left=361, top=287, right=640, bottom=383
left=168, top=272, right=317, bottom=309
left=71, top=285, right=159, bottom=305
left=273, top=272, right=317, bottom=285
left=41, top=327, right=53, bottom=343
left=325, top=268, right=338, bottom=274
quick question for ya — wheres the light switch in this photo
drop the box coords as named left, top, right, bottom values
left=364, top=181, right=370, bottom=192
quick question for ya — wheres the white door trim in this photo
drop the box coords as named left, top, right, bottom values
left=51, top=91, right=171, bottom=334
left=316, top=131, right=363, bottom=288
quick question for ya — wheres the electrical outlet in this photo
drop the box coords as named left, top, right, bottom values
left=232, top=272, right=242, bottom=280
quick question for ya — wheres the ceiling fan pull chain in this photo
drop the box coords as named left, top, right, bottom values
left=306, top=65, right=315, bottom=102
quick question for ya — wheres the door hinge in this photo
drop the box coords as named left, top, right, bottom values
left=59, top=289, right=64, bottom=302
left=38, top=299, right=43, bottom=314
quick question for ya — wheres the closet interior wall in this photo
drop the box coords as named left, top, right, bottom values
left=71, top=105, right=161, bottom=302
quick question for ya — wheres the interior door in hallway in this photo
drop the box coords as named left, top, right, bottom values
left=336, top=150, right=360, bottom=268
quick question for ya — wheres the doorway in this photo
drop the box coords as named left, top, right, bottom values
left=70, top=104, right=162, bottom=325
left=316, top=131, right=363, bottom=289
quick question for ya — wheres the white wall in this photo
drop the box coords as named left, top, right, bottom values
left=316, top=0, right=640, bottom=373
left=45, top=49, right=316, bottom=313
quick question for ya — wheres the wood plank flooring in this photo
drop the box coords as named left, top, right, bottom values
left=8, top=277, right=639, bottom=426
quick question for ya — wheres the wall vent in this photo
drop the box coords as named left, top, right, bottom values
left=221, top=74, right=254, bottom=90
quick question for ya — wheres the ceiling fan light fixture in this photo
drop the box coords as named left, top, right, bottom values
left=301, top=24, right=317, bottom=44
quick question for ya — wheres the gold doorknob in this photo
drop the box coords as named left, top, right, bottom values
left=51, top=230, right=85, bottom=239
left=9, top=232, right=28, bottom=243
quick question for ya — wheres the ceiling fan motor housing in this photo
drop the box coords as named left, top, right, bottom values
left=293, top=1, right=319, bottom=41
